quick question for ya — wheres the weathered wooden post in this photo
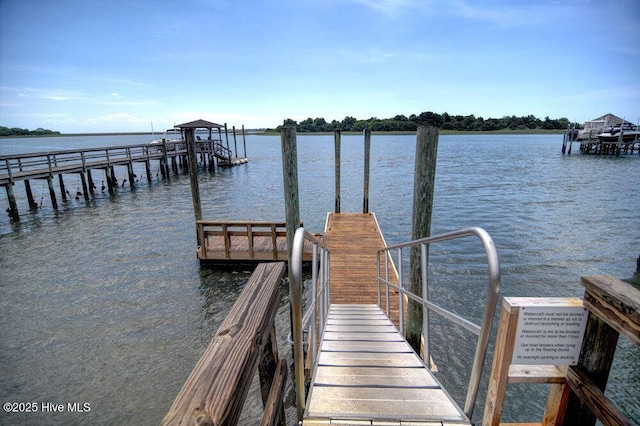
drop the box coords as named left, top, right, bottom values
left=47, top=176, right=58, bottom=209
left=24, top=179, right=38, bottom=210
left=242, top=125, right=247, bottom=159
left=5, top=184, right=19, bottom=220
left=233, top=125, right=238, bottom=159
left=334, top=129, right=341, bottom=213
left=87, top=170, right=95, bottom=194
left=407, top=126, right=439, bottom=354
left=184, top=128, right=203, bottom=246
left=363, top=128, right=371, bottom=213
left=280, top=126, right=300, bottom=259
left=224, top=123, right=231, bottom=163
left=59, top=174, right=67, bottom=201
left=161, top=138, right=171, bottom=178
left=79, top=172, right=89, bottom=200
left=562, top=275, right=637, bottom=425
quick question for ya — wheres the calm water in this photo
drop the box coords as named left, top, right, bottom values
left=0, top=133, right=638, bottom=425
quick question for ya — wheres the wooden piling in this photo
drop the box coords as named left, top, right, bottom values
left=105, top=169, right=115, bottom=194
left=127, top=163, right=135, bottom=188
left=5, top=184, right=19, bottom=221
left=47, top=176, right=58, bottom=209
left=59, top=174, right=67, bottom=201
left=184, top=128, right=203, bottom=246
left=224, top=123, right=231, bottom=163
left=233, top=125, right=238, bottom=158
left=407, top=126, right=439, bottom=354
left=24, top=179, right=38, bottom=210
left=79, top=172, right=89, bottom=201
left=242, top=125, right=247, bottom=158
left=363, top=128, right=371, bottom=213
left=280, top=126, right=300, bottom=259
left=87, top=170, right=95, bottom=194
left=334, top=129, right=341, bottom=213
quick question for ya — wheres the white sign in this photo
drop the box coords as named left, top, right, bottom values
left=512, top=305, right=588, bottom=365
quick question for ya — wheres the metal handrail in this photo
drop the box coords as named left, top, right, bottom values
left=377, top=226, right=500, bottom=420
left=290, top=227, right=330, bottom=422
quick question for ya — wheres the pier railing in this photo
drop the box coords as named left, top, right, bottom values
left=0, top=144, right=162, bottom=184
left=290, top=227, right=331, bottom=422
left=376, top=226, right=501, bottom=420
left=196, top=220, right=305, bottom=262
left=162, top=262, right=287, bottom=426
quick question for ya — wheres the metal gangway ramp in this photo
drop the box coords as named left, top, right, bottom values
left=290, top=214, right=500, bottom=425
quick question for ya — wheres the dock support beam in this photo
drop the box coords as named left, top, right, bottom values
left=363, top=128, right=371, bottom=213
left=47, top=176, right=58, bottom=209
left=59, top=174, right=67, bottom=201
left=242, top=125, right=247, bottom=159
left=87, top=170, right=95, bottom=194
left=5, top=184, right=19, bottom=221
left=79, top=172, right=89, bottom=201
left=334, top=129, right=341, bottom=213
left=184, top=128, right=203, bottom=246
left=407, top=126, right=439, bottom=354
left=24, top=180, right=38, bottom=210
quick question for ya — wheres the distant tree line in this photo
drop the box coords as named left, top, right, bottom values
left=0, top=126, right=60, bottom=136
left=273, top=112, right=571, bottom=133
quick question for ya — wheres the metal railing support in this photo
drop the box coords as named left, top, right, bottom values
left=377, top=226, right=500, bottom=420
left=290, top=227, right=330, bottom=423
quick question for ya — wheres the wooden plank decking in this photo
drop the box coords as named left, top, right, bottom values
left=196, top=220, right=317, bottom=263
left=323, top=212, right=400, bottom=326
left=304, top=304, right=470, bottom=424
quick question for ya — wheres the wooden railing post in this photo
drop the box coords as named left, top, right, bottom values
left=562, top=275, right=639, bottom=425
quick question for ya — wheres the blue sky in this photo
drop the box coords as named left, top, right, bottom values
left=1, top=0, right=638, bottom=133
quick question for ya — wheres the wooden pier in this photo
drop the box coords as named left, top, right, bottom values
left=323, top=212, right=400, bottom=326
left=196, top=220, right=318, bottom=263
left=1, top=120, right=249, bottom=222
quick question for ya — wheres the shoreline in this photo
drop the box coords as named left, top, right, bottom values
left=1, top=129, right=565, bottom=139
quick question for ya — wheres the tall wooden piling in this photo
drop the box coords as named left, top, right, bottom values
left=407, top=126, right=439, bottom=354
left=363, top=128, right=371, bottom=213
left=233, top=126, right=238, bottom=158
left=242, top=125, right=247, bottom=158
left=280, top=126, right=300, bottom=259
left=184, top=128, right=203, bottom=246
left=334, top=129, right=341, bottom=213
left=224, top=123, right=231, bottom=163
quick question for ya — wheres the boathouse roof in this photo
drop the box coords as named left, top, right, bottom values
left=587, top=114, right=632, bottom=126
left=175, top=119, right=224, bottom=129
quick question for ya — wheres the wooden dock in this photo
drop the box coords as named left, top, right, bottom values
left=323, top=212, right=400, bottom=326
left=196, top=220, right=318, bottom=263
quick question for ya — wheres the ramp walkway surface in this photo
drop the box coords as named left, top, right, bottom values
left=303, top=213, right=470, bottom=424
left=323, top=212, right=400, bottom=326
left=304, top=304, right=470, bottom=424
